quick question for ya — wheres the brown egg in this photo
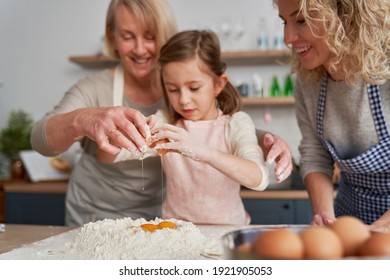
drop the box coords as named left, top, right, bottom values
left=329, top=216, right=371, bottom=256
left=299, top=226, right=343, bottom=259
left=148, top=138, right=170, bottom=156
left=252, top=228, right=304, bottom=260
left=237, top=243, right=252, bottom=253
left=358, top=231, right=390, bottom=257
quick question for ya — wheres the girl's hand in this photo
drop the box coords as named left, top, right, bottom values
left=262, top=133, right=293, bottom=182
left=150, top=123, right=211, bottom=161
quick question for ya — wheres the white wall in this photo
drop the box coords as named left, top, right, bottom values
left=0, top=0, right=108, bottom=127
left=0, top=0, right=301, bottom=160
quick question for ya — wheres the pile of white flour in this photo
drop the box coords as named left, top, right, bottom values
left=67, top=217, right=221, bottom=259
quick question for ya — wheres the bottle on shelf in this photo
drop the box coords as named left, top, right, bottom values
left=256, top=17, right=269, bottom=50
left=283, top=75, right=294, bottom=96
left=269, top=75, right=282, bottom=97
left=236, top=80, right=249, bottom=97
left=251, top=73, right=264, bottom=97
left=272, top=21, right=285, bottom=50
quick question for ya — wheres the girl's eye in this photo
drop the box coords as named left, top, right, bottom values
left=296, top=18, right=306, bottom=25
left=190, top=87, right=200, bottom=92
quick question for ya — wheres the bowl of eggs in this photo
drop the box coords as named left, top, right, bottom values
left=222, top=216, right=390, bottom=260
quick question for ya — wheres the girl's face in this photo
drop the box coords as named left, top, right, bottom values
left=111, top=3, right=158, bottom=80
left=161, top=57, right=227, bottom=121
left=277, top=0, right=333, bottom=71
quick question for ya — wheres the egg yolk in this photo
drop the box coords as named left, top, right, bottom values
left=158, top=221, right=177, bottom=229
left=140, top=221, right=178, bottom=232
left=140, top=223, right=159, bottom=232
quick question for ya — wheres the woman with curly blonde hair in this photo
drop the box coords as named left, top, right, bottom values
left=275, top=0, right=390, bottom=231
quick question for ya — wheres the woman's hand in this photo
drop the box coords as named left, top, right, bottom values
left=150, top=123, right=210, bottom=161
left=261, top=133, right=293, bottom=182
left=47, top=106, right=151, bottom=155
left=311, top=212, right=337, bottom=227
left=369, top=210, right=390, bottom=233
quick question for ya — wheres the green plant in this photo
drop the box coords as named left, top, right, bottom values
left=0, top=109, right=34, bottom=161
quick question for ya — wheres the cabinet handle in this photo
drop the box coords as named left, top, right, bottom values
left=282, top=203, right=290, bottom=209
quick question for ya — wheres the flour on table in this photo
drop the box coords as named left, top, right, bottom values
left=67, top=217, right=221, bottom=260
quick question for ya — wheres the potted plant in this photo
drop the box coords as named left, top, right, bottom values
left=0, top=109, right=34, bottom=178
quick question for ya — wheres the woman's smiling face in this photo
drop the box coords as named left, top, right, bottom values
left=277, top=0, right=333, bottom=71
left=112, top=3, right=158, bottom=80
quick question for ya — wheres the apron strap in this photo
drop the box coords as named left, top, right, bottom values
left=316, top=76, right=328, bottom=139
left=367, top=84, right=390, bottom=140
left=113, top=64, right=124, bottom=106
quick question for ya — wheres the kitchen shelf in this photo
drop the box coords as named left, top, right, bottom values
left=68, top=49, right=291, bottom=67
left=68, top=55, right=119, bottom=68
left=68, top=51, right=294, bottom=106
left=241, top=96, right=294, bottom=106
left=222, top=49, right=291, bottom=65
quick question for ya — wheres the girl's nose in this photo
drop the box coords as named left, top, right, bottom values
left=179, top=91, right=191, bottom=105
left=284, top=25, right=299, bottom=45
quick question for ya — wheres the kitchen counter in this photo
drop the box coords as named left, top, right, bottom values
left=0, top=224, right=74, bottom=254
left=1, top=181, right=314, bottom=226
left=0, top=223, right=257, bottom=260
left=2, top=181, right=310, bottom=199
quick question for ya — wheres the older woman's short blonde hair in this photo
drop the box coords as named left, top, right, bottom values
left=274, top=0, right=390, bottom=85
left=104, top=0, right=178, bottom=59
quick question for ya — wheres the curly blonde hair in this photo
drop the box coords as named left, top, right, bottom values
left=275, top=0, right=390, bottom=85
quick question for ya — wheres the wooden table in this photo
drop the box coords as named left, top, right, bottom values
left=0, top=224, right=74, bottom=254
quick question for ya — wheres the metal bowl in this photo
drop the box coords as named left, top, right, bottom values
left=222, top=225, right=308, bottom=259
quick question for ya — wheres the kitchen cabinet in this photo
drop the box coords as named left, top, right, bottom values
left=0, top=186, right=4, bottom=223
left=241, top=190, right=313, bottom=225
left=3, top=181, right=312, bottom=226
left=3, top=182, right=67, bottom=226
left=0, top=179, right=27, bottom=223
left=243, top=199, right=312, bottom=225
left=68, top=50, right=294, bottom=107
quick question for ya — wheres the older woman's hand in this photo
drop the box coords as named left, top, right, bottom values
left=46, top=106, right=152, bottom=155
left=261, top=133, right=293, bottom=182
left=88, top=107, right=154, bottom=155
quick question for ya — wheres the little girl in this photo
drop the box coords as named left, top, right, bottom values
left=98, top=30, right=269, bottom=225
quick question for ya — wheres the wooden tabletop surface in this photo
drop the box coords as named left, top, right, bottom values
left=0, top=224, right=74, bottom=254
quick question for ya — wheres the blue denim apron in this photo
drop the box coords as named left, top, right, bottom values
left=316, top=77, right=390, bottom=224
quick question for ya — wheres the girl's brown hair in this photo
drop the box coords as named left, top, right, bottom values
left=158, top=30, right=242, bottom=124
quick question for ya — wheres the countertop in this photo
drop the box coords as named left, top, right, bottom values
left=0, top=224, right=74, bottom=254
left=2, top=181, right=310, bottom=199
left=0, top=223, right=268, bottom=260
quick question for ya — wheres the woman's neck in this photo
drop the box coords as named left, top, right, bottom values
left=325, top=64, right=346, bottom=82
left=123, top=70, right=162, bottom=106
